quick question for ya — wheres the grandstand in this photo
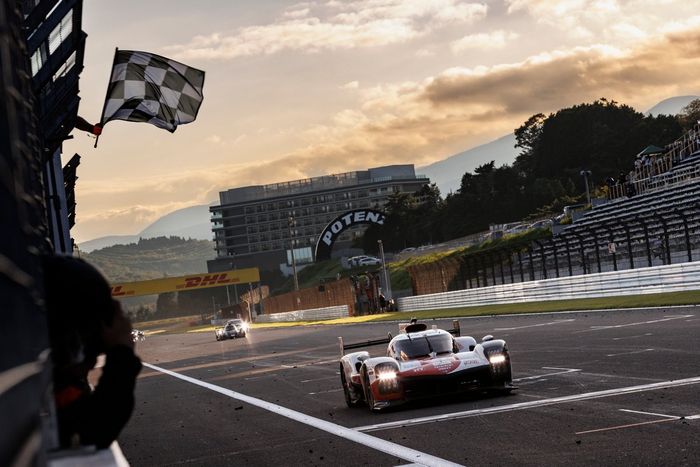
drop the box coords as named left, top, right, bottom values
left=408, top=123, right=700, bottom=294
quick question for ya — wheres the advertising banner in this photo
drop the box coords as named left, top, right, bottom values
left=110, top=268, right=260, bottom=297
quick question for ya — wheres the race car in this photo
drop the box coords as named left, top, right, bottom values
left=215, top=319, right=248, bottom=341
left=338, top=319, right=514, bottom=411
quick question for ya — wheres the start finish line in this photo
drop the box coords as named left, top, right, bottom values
left=110, top=267, right=261, bottom=297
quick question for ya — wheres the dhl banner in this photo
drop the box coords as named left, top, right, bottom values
left=110, top=268, right=260, bottom=298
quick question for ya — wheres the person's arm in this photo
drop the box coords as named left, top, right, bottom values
left=74, top=116, right=102, bottom=135
left=63, top=304, right=142, bottom=449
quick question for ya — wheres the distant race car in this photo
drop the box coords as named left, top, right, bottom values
left=215, top=319, right=248, bottom=341
left=338, top=319, right=514, bottom=411
left=131, top=329, right=145, bottom=342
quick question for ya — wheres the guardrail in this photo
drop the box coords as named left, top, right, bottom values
left=255, top=305, right=349, bottom=323
left=397, top=262, right=700, bottom=312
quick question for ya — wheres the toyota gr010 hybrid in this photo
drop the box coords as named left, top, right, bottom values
left=215, top=319, right=248, bottom=341
left=338, top=320, right=514, bottom=411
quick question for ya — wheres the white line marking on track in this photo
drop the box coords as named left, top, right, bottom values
left=301, top=376, right=338, bottom=383
left=513, top=368, right=581, bottom=381
left=576, top=412, right=700, bottom=434
left=575, top=417, right=678, bottom=434
left=494, top=319, right=575, bottom=331
left=612, top=333, right=652, bottom=341
left=143, top=362, right=463, bottom=467
left=619, top=409, right=679, bottom=419
left=307, top=388, right=343, bottom=395
left=606, top=348, right=654, bottom=357
left=577, top=315, right=693, bottom=333
left=353, top=375, right=700, bottom=433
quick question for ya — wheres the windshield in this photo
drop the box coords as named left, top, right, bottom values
left=394, top=334, right=453, bottom=360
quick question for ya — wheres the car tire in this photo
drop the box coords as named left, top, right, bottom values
left=361, top=366, right=378, bottom=413
left=340, top=364, right=360, bottom=408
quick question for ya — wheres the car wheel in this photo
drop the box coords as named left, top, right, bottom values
left=340, top=364, right=360, bottom=408
left=490, top=350, right=513, bottom=393
left=361, top=366, right=378, bottom=413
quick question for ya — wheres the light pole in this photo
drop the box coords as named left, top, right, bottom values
left=580, top=170, right=592, bottom=206
left=377, top=240, right=392, bottom=299
left=288, top=216, right=299, bottom=291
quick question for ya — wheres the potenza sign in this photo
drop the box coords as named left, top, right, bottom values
left=314, top=209, right=385, bottom=261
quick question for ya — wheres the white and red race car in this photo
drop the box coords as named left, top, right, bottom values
left=338, top=320, right=514, bottom=411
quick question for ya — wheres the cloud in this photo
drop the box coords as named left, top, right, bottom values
left=165, top=1, right=488, bottom=60
left=76, top=24, right=700, bottom=241
left=205, top=134, right=223, bottom=144
left=340, top=80, right=359, bottom=90
left=505, top=0, right=698, bottom=44
left=451, top=30, right=519, bottom=53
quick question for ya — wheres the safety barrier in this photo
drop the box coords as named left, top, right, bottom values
left=397, top=261, right=700, bottom=311
left=255, top=305, right=350, bottom=322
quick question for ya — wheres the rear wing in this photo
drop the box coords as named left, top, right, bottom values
left=338, top=320, right=461, bottom=357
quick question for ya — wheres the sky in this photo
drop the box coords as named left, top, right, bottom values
left=65, top=0, right=700, bottom=243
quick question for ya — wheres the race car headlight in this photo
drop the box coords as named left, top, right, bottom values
left=377, top=370, right=397, bottom=381
left=489, top=354, right=506, bottom=365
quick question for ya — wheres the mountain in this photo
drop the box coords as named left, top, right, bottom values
left=78, top=234, right=139, bottom=253
left=419, top=133, right=518, bottom=195
left=81, top=236, right=215, bottom=283
left=646, top=95, right=698, bottom=116
left=79, top=203, right=213, bottom=252
left=139, top=204, right=213, bottom=239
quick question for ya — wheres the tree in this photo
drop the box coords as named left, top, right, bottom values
left=678, top=98, right=700, bottom=130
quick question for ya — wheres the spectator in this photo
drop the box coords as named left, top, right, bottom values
left=43, top=255, right=142, bottom=449
left=617, top=171, right=627, bottom=185
left=378, top=292, right=387, bottom=312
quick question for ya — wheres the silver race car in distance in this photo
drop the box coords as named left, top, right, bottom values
left=339, top=320, right=514, bottom=411
left=215, top=319, right=248, bottom=341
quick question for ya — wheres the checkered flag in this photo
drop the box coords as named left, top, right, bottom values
left=99, top=49, right=205, bottom=133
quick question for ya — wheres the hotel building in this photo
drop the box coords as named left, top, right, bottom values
left=207, top=164, right=429, bottom=272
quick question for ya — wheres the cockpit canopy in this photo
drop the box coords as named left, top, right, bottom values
left=389, top=332, right=455, bottom=361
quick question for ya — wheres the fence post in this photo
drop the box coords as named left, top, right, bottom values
left=621, top=221, right=634, bottom=269
left=588, top=228, right=601, bottom=273
left=675, top=207, right=692, bottom=263
left=508, top=250, right=515, bottom=283
left=527, top=246, right=535, bottom=281
left=551, top=238, right=560, bottom=278
left=517, top=250, right=525, bottom=282
left=605, top=226, right=618, bottom=271
left=573, top=233, right=587, bottom=275
left=499, top=250, right=506, bottom=285
left=535, top=240, right=547, bottom=279
left=655, top=212, right=671, bottom=265
left=564, top=236, right=573, bottom=276
left=640, top=218, right=653, bottom=267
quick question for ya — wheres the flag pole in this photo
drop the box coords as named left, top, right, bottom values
left=94, top=47, right=119, bottom=148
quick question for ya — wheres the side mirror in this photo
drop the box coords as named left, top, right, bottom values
left=482, top=335, right=494, bottom=342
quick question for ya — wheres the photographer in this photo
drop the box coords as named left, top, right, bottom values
left=43, top=255, right=142, bottom=449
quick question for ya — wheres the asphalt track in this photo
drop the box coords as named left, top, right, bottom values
left=120, top=307, right=700, bottom=466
